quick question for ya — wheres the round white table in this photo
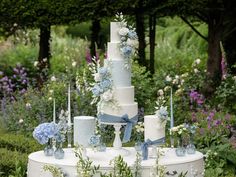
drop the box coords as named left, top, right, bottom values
left=28, top=147, right=204, bottom=177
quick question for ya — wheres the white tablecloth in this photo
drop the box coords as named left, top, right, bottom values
left=28, top=147, right=204, bottom=177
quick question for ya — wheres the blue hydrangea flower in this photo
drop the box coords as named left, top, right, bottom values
left=33, top=122, right=59, bottom=145
left=92, top=84, right=101, bottom=96
left=121, top=46, right=133, bottom=57
left=128, top=30, right=137, bottom=39
left=98, top=67, right=108, bottom=77
left=100, top=79, right=112, bottom=90
left=88, top=135, right=100, bottom=146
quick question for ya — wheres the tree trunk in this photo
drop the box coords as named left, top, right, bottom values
left=135, top=2, right=146, bottom=67
left=149, top=13, right=156, bottom=75
left=223, top=30, right=236, bottom=74
left=204, top=20, right=222, bottom=96
left=37, top=25, right=51, bottom=88
left=90, top=19, right=101, bottom=58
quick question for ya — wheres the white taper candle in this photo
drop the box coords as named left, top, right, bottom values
left=170, top=87, right=174, bottom=128
left=68, top=83, right=71, bottom=126
left=53, top=98, right=56, bottom=124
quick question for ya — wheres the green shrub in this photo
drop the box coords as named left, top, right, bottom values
left=0, top=133, right=42, bottom=154
left=0, top=148, right=28, bottom=177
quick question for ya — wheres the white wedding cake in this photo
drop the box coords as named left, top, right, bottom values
left=100, top=22, right=138, bottom=119
left=144, top=115, right=166, bottom=141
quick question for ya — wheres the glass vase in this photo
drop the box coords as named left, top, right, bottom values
left=134, top=141, right=142, bottom=152
left=186, top=134, right=196, bottom=154
left=175, top=137, right=186, bottom=157
left=54, top=142, right=64, bottom=159
left=44, top=138, right=54, bottom=156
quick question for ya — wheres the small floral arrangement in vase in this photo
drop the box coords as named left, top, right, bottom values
left=88, top=134, right=101, bottom=151
left=134, top=122, right=144, bottom=151
left=33, top=122, right=58, bottom=156
left=185, top=123, right=198, bottom=154
left=170, top=124, right=188, bottom=156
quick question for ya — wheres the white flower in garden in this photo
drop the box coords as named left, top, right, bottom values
left=172, top=79, right=179, bottom=85
left=48, top=97, right=52, bottom=101
left=119, top=27, right=129, bottom=36
left=43, top=58, right=47, bottom=62
left=175, top=75, right=179, bottom=79
left=165, top=75, right=172, bottom=82
left=181, top=79, right=185, bottom=85
left=233, top=76, right=236, bottom=81
left=49, top=90, right=54, bottom=94
left=26, top=103, right=31, bottom=108
left=19, top=119, right=24, bottom=123
left=158, top=89, right=164, bottom=96
left=135, top=122, right=144, bottom=133
left=34, top=61, right=38, bottom=67
left=194, top=68, right=199, bottom=73
left=13, top=23, right=18, bottom=27
left=93, top=73, right=101, bottom=82
left=72, top=61, right=77, bottom=67
left=101, top=90, right=113, bottom=102
left=51, top=76, right=56, bottom=82
left=195, top=58, right=201, bottom=65
left=164, top=86, right=170, bottom=92
left=181, top=72, right=188, bottom=77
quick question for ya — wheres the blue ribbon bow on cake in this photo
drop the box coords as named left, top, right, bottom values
left=98, top=113, right=138, bottom=143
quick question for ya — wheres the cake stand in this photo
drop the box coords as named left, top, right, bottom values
left=101, top=122, right=130, bottom=156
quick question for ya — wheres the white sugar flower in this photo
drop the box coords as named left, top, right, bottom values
left=119, top=27, right=129, bottom=36
left=158, top=89, right=164, bottom=96
left=51, top=76, right=56, bottom=82
left=93, top=73, right=101, bottom=82
left=34, top=61, right=38, bottom=67
left=101, top=90, right=113, bottom=102
left=126, top=39, right=138, bottom=47
left=72, top=61, right=77, bottom=67
left=165, top=75, right=172, bottom=82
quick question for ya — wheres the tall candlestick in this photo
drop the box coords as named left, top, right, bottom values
left=53, top=99, right=56, bottom=124
left=68, top=83, right=71, bottom=126
left=170, top=87, right=174, bottom=128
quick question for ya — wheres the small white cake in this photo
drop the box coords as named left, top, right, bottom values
left=144, top=115, right=166, bottom=141
left=73, top=116, right=95, bottom=147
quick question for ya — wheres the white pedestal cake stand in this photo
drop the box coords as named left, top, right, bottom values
left=101, top=122, right=130, bottom=156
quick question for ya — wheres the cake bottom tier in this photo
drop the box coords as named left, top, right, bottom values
left=101, top=102, right=138, bottom=118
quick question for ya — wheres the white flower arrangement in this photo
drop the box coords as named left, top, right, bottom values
left=155, top=90, right=169, bottom=121
left=170, top=124, right=188, bottom=138
left=115, top=13, right=138, bottom=70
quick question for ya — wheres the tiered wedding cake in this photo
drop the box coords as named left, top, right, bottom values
left=100, top=22, right=138, bottom=119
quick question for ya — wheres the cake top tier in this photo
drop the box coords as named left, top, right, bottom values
left=110, top=22, right=121, bottom=42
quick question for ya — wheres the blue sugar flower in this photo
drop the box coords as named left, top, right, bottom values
left=98, top=67, right=108, bottom=77
left=100, top=79, right=112, bottom=90
left=121, top=46, right=132, bottom=57
left=128, top=30, right=137, bottom=39
left=92, top=84, right=101, bottom=96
